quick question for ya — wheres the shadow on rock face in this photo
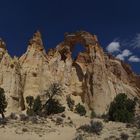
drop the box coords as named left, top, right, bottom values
left=72, top=62, right=84, bottom=82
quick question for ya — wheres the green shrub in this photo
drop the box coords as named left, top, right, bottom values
left=19, top=114, right=29, bottom=121
left=78, top=124, right=91, bottom=132
left=45, top=83, right=62, bottom=99
left=0, top=88, right=7, bottom=119
left=120, top=132, right=129, bottom=140
left=91, top=110, right=96, bottom=118
left=25, top=83, right=64, bottom=117
left=79, top=121, right=103, bottom=135
left=101, top=114, right=109, bottom=122
left=134, top=97, right=138, bottom=102
left=66, top=95, right=75, bottom=111
left=133, top=115, right=140, bottom=129
left=9, top=113, right=18, bottom=120
left=26, top=96, right=34, bottom=109
left=26, top=108, right=34, bottom=116
left=75, top=103, right=86, bottom=116
left=44, top=99, right=65, bottom=115
left=73, top=134, right=84, bottom=140
left=108, top=93, right=136, bottom=123
left=25, top=96, right=42, bottom=116
left=26, top=96, right=35, bottom=116
left=43, top=83, right=65, bottom=115
left=90, top=121, right=103, bottom=135
left=33, top=96, right=42, bottom=115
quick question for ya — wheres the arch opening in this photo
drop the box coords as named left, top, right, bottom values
left=72, top=43, right=86, bottom=60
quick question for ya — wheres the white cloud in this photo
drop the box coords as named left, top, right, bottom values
left=106, top=35, right=140, bottom=65
left=122, top=49, right=132, bottom=56
left=116, top=54, right=125, bottom=60
left=106, top=42, right=121, bottom=53
left=116, top=49, right=132, bottom=61
left=110, top=34, right=140, bottom=49
left=130, top=34, right=140, bottom=48
left=128, top=56, right=140, bottom=62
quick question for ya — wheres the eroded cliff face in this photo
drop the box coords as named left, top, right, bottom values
left=0, top=39, right=24, bottom=112
left=0, top=31, right=139, bottom=115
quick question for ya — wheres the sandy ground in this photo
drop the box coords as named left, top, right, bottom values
left=0, top=111, right=140, bottom=140
left=0, top=120, right=76, bottom=140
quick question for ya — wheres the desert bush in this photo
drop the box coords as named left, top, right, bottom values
left=43, top=83, right=65, bottom=115
left=45, top=83, right=62, bottom=100
left=75, top=103, right=86, bottom=116
left=32, top=72, right=37, bottom=77
left=10, top=64, right=14, bottom=69
left=78, top=124, right=91, bottom=132
left=101, top=114, right=109, bottom=122
left=61, top=113, right=66, bottom=118
left=19, top=114, right=29, bottom=121
left=26, top=96, right=34, bottom=109
left=0, top=88, right=7, bottom=119
left=90, top=121, right=103, bottom=135
left=108, top=93, right=136, bottom=123
left=0, top=119, right=7, bottom=125
left=79, top=121, right=103, bottom=135
left=26, top=83, right=65, bottom=117
left=133, top=115, right=140, bottom=129
left=56, top=117, right=63, bottom=125
left=22, top=128, right=28, bottom=132
left=126, top=123, right=132, bottom=128
left=9, top=112, right=18, bottom=120
left=44, top=99, right=65, bottom=115
left=120, top=132, right=129, bottom=140
left=26, top=96, right=42, bottom=116
left=26, top=108, right=34, bottom=116
left=137, top=121, right=140, bottom=129
left=26, top=96, right=35, bottom=116
left=66, top=95, right=75, bottom=110
left=90, top=110, right=96, bottom=118
left=29, top=116, right=38, bottom=124
left=134, top=97, right=138, bottom=102
left=106, top=135, right=118, bottom=140
left=68, top=116, right=71, bottom=120
left=73, top=134, right=85, bottom=140
left=33, top=96, right=42, bottom=115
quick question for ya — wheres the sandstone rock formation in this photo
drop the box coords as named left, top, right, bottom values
left=0, top=31, right=139, bottom=115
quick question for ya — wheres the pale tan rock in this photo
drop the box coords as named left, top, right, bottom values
left=0, top=31, right=139, bottom=115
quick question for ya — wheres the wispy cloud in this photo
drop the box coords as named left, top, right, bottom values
left=106, top=36, right=140, bottom=63
left=130, top=34, right=140, bottom=48
left=128, top=55, right=140, bottom=62
left=106, top=42, right=120, bottom=53
left=116, top=49, right=132, bottom=61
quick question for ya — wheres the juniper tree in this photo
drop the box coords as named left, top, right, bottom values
left=26, top=96, right=34, bottom=109
left=44, top=83, right=65, bottom=115
left=33, top=96, right=42, bottom=115
left=108, top=93, right=136, bottom=123
left=0, top=88, right=7, bottom=119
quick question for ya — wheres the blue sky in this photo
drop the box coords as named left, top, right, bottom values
left=0, top=0, right=140, bottom=74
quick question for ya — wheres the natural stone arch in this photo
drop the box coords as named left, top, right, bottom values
left=56, top=31, right=109, bottom=115
left=56, top=31, right=99, bottom=61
